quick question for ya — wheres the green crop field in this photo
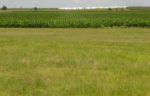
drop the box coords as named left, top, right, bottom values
left=127, top=7, right=150, bottom=11
left=0, top=28, right=150, bottom=96
left=0, top=10, right=150, bottom=28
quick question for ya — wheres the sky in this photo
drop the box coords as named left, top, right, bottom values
left=0, top=0, right=150, bottom=8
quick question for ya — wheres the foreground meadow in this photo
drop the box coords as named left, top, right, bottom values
left=0, top=28, right=150, bottom=96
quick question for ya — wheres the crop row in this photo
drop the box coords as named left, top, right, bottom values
left=0, top=11, right=150, bottom=28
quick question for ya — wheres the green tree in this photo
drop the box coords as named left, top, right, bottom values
left=2, top=5, right=7, bottom=10
left=108, top=8, right=112, bottom=11
left=34, top=7, right=38, bottom=11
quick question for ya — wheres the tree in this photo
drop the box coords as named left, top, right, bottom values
left=108, top=8, right=112, bottom=11
left=34, top=7, right=38, bottom=11
left=2, top=5, right=7, bottom=10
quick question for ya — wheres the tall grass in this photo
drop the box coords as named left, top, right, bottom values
left=0, top=28, right=150, bottom=96
left=0, top=11, right=150, bottom=28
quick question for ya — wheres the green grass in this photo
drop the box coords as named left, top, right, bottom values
left=0, top=28, right=150, bottom=96
left=0, top=10, right=150, bottom=28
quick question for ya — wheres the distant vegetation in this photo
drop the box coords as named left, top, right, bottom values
left=2, top=5, right=7, bottom=10
left=33, top=7, right=38, bottom=11
left=127, top=6, right=150, bottom=11
left=0, top=7, right=150, bottom=28
left=108, top=8, right=112, bottom=11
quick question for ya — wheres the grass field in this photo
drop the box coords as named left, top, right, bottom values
left=0, top=28, right=150, bottom=96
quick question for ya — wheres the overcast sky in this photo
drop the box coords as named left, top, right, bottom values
left=0, top=0, right=150, bottom=8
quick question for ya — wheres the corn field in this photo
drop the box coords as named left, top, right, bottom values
left=0, top=11, right=150, bottom=28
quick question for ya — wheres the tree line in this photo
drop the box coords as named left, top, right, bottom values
left=1, top=6, right=38, bottom=11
